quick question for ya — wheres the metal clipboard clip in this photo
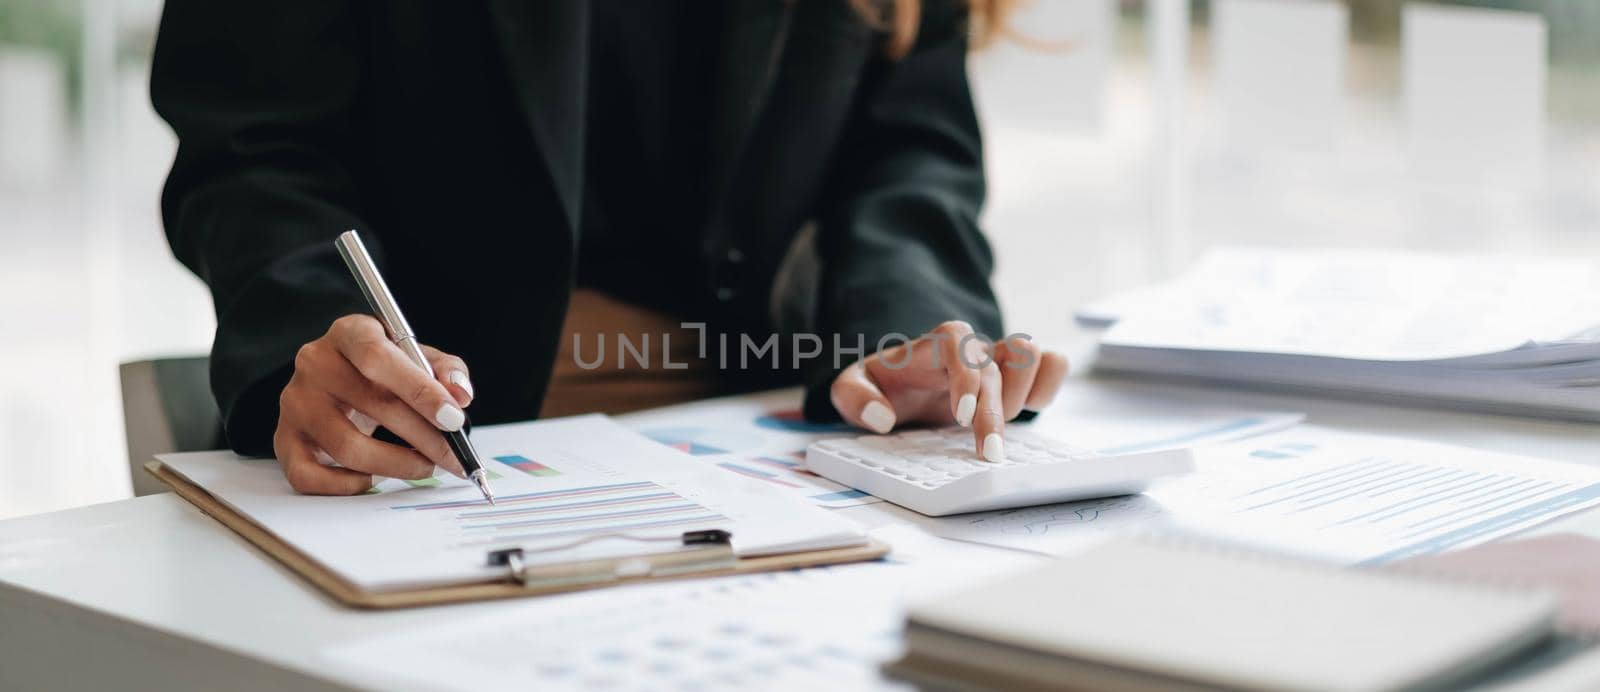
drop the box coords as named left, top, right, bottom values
left=486, top=529, right=736, bottom=589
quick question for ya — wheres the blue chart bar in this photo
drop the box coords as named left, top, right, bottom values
left=1219, top=449, right=1600, bottom=565
left=1362, top=483, right=1600, bottom=565
left=1100, top=417, right=1267, bottom=456
left=810, top=489, right=870, bottom=503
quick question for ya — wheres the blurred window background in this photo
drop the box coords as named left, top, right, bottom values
left=2, top=0, right=1596, bottom=518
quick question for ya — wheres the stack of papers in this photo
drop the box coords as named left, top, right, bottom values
left=1080, top=247, right=1600, bottom=421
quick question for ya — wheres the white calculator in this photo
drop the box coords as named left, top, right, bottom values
left=805, top=427, right=1194, bottom=516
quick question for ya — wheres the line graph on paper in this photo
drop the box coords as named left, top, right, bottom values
left=387, top=481, right=729, bottom=547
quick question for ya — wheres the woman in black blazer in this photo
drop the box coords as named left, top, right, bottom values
left=153, top=0, right=1068, bottom=494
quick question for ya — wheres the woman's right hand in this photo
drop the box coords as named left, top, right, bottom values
left=274, top=314, right=476, bottom=494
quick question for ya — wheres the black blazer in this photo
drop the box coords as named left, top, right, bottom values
left=153, top=0, right=1002, bottom=456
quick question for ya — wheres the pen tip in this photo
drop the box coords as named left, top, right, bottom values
left=472, top=472, right=496, bottom=506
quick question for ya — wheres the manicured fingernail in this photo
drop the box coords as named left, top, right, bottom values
left=449, top=370, right=474, bottom=397
left=955, top=394, right=977, bottom=427
left=445, top=463, right=466, bottom=480
left=982, top=433, right=1006, bottom=463
left=434, top=404, right=465, bottom=431
left=861, top=401, right=896, bottom=434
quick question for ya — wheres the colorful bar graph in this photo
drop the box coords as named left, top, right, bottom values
left=383, top=480, right=734, bottom=545
left=750, top=455, right=801, bottom=470
left=809, top=489, right=870, bottom=503
left=496, top=454, right=562, bottom=477
left=641, top=427, right=765, bottom=456
left=644, top=429, right=730, bottom=456
left=717, top=462, right=804, bottom=488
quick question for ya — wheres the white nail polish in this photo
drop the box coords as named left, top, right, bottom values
left=861, top=401, right=896, bottom=434
left=434, top=404, right=465, bottom=431
left=982, top=433, right=1006, bottom=463
left=449, top=370, right=474, bottom=397
left=955, top=394, right=977, bottom=427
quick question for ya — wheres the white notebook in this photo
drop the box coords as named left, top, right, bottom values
left=889, top=537, right=1557, bottom=692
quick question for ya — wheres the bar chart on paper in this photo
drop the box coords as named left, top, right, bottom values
left=922, top=427, right=1600, bottom=566
left=713, top=454, right=878, bottom=508
left=496, top=455, right=562, bottom=477
left=155, top=415, right=867, bottom=591
left=621, top=394, right=879, bottom=508
left=1160, top=428, right=1600, bottom=564
left=388, top=481, right=729, bottom=547
left=643, top=428, right=753, bottom=456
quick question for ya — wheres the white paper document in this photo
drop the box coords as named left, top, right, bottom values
left=1025, top=383, right=1304, bottom=455
left=924, top=427, right=1600, bottom=565
left=617, top=387, right=1301, bottom=508
left=617, top=390, right=874, bottom=508
left=320, top=525, right=1039, bottom=691
left=158, top=415, right=864, bottom=592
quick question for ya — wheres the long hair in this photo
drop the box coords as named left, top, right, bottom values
left=850, top=0, right=1018, bottom=59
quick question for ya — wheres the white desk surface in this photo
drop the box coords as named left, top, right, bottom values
left=6, top=376, right=1600, bottom=691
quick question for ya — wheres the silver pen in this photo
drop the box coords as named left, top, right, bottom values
left=335, top=230, right=497, bottom=504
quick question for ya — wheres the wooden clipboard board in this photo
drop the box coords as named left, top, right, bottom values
left=146, top=461, right=890, bottom=610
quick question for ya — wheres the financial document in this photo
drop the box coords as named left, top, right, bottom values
left=923, top=427, right=1600, bottom=565
left=618, top=387, right=1302, bottom=507
left=158, top=415, right=864, bottom=592
left=321, top=526, right=1039, bottom=691
left=1024, top=383, right=1304, bottom=455
left=618, top=390, right=874, bottom=509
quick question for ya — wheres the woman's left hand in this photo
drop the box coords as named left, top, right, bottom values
left=828, top=321, right=1068, bottom=463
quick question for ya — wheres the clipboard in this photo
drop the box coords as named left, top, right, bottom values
left=146, top=460, right=890, bottom=610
